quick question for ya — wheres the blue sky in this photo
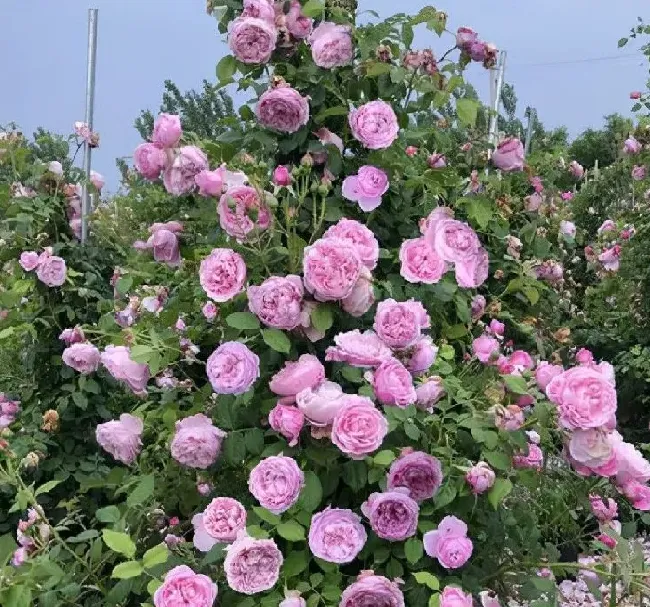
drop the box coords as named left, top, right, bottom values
left=0, top=0, right=647, bottom=191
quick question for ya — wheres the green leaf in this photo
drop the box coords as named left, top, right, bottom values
left=342, top=459, right=367, bottom=491
left=129, top=345, right=155, bottom=363
left=111, top=561, right=143, bottom=579
left=297, top=472, right=323, bottom=512
left=310, top=304, right=334, bottom=333
left=284, top=550, right=309, bottom=577
left=405, top=537, right=423, bottom=564
left=262, top=329, right=291, bottom=353
left=404, top=420, right=421, bottom=440
left=102, top=529, right=136, bottom=558
left=466, top=197, right=493, bottom=230
left=276, top=521, right=306, bottom=542
left=366, top=62, right=393, bottom=77
left=618, top=37, right=629, bottom=48
left=373, top=450, right=396, bottom=466
left=341, top=365, right=364, bottom=384
left=68, top=529, right=99, bottom=543
left=201, top=544, right=226, bottom=566
left=523, top=286, right=539, bottom=305
left=0, top=327, right=15, bottom=340
left=456, top=98, right=480, bottom=127
left=253, top=507, right=282, bottom=525
left=434, top=483, right=457, bottom=509
left=71, top=391, right=88, bottom=409
left=488, top=478, right=513, bottom=509
left=314, top=105, right=349, bottom=123
left=244, top=428, right=265, bottom=455
left=35, top=479, right=63, bottom=496
left=429, top=594, right=440, bottom=607
left=226, top=312, right=260, bottom=330
left=413, top=572, right=439, bottom=590
left=127, top=475, right=154, bottom=508
left=302, top=0, right=324, bottom=17
left=503, top=375, right=529, bottom=395
left=142, top=544, right=169, bottom=569
left=443, top=324, right=467, bottom=340
left=147, top=579, right=163, bottom=596
left=216, top=55, right=237, bottom=82
left=115, top=276, right=133, bottom=295
left=484, top=450, right=511, bottom=471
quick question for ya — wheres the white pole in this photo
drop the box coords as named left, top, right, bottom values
left=487, top=50, right=507, bottom=155
left=524, top=108, right=536, bottom=157
left=81, top=9, right=98, bottom=244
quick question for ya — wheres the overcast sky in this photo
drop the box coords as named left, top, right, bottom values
left=0, top=0, right=648, bottom=191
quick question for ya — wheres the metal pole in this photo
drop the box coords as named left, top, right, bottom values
left=487, top=50, right=507, bottom=155
left=524, top=108, right=536, bottom=157
left=81, top=8, right=98, bottom=244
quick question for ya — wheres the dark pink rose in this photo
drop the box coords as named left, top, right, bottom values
left=256, top=84, right=310, bottom=133
left=387, top=451, right=443, bottom=501
left=218, top=185, right=272, bottom=241
left=491, top=137, right=524, bottom=172
left=152, top=113, right=182, bottom=149
left=348, top=100, right=399, bottom=150
left=134, top=143, right=166, bottom=180
left=372, top=358, right=417, bottom=408
left=342, top=166, right=389, bottom=212
left=228, top=16, right=277, bottom=64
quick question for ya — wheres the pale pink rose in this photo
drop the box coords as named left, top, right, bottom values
left=280, top=592, right=306, bottom=607
left=471, top=295, right=486, bottom=321
left=488, top=319, right=505, bottom=336
left=387, top=451, right=443, bottom=502
left=441, top=587, right=473, bottom=607
left=284, top=0, right=313, bottom=39
left=415, top=377, right=445, bottom=411
left=48, top=161, right=63, bottom=176
left=192, top=497, right=247, bottom=550
left=154, top=565, right=217, bottom=607
left=624, top=137, right=642, bottom=155
left=374, top=298, right=429, bottom=348
left=326, top=330, right=392, bottom=368
left=340, top=574, right=405, bottom=607
left=341, top=266, right=375, bottom=317
left=530, top=175, right=544, bottom=192
left=506, top=350, right=535, bottom=373
left=535, top=361, right=563, bottom=391
left=74, top=121, right=92, bottom=142
left=589, top=495, right=618, bottom=522
left=427, top=153, right=447, bottom=168
left=426, top=213, right=481, bottom=265
left=524, top=192, right=543, bottom=212
left=133, top=143, right=166, bottom=180
left=323, top=218, right=379, bottom=270
left=36, top=254, right=66, bottom=287
left=11, top=547, right=28, bottom=567
left=90, top=170, right=104, bottom=191
left=314, top=127, right=344, bottom=153
left=567, top=429, right=617, bottom=476
left=513, top=442, right=544, bottom=470
left=296, top=380, right=344, bottom=426
left=472, top=335, right=500, bottom=364
left=331, top=395, right=388, bottom=458
left=361, top=489, right=419, bottom=541
left=248, top=275, right=304, bottom=329
left=95, top=414, right=143, bottom=465
left=59, top=326, right=85, bottom=345
left=150, top=229, right=180, bottom=267
left=598, top=219, right=616, bottom=234
left=309, top=22, right=353, bottom=68
left=493, top=405, right=525, bottom=431
left=195, top=169, right=224, bottom=197
left=170, top=413, right=227, bottom=469
left=456, top=26, right=478, bottom=50
left=423, top=515, right=473, bottom=569
left=308, top=508, right=367, bottom=563
left=242, top=0, right=275, bottom=23
left=341, top=165, right=389, bottom=212
left=576, top=348, right=594, bottom=365
left=406, top=336, right=438, bottom=375
left=200, top=248, right=247, bottom=302
left=19, top=251, right=39, bottom=272
left=619, top=480, right=650, bottom=510
left=559, top=220, right=576, bottom=238
left=249, top=455, right=304, bottom=514
left=228, top=16, right=276, bottom=64
left=546, top=366, right=617, bottom=430
left=560, top=191, right=574, bottom=201
left=152, top=113, right=182, bottom=149
left=62, top=343, right=100, bottom=374
left=399, top=238, right=448, bottom=284
left=614, top=440, right=650, bottom=485
left=202, top=301, right=218, bottom=320
left=256, top=85, right=309, bottom=133
left=218, top=185, right=272, bottom=241
left=466, top=462, right=495, bottom=494
left=268, top=404, right=304, bottom=446
left=303, top=237, right=362, bottom=301
left=599, top=245, right=621, bottom=272
left=632, top=165, right=647, bottom=181
left=349, top=100, right=399, bottom=150
left=163, top=146, right=209, bottom=196
left=224, top=533, right=283, bottom=595
left=491, top=137, right=524, bottom=172
left=297, top=300, right=326, bottom=342
left=269, top=354, right=325, bottom=403
left=372, top=358, right=416, bottom=408
left=0, top=395, right=18, bottom=428
left=568, top=160, right=584, bottom=179
left=100, top=345, right=150, bottom=395
left=272, top=165, right=292, bottom=186
left=206, top=341, right=259, bottom=395
left=454, top=247, right=489, bottom=288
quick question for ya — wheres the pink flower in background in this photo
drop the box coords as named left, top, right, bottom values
left=100, top=345, right=150, bottom=395
left=326, top=330, right=392, bottom=368
left=90, top=170, right=104, bottom=190
left=280, top=592, right=306, bottom=607
left=405, top=145, right=418, bottom=157
left=472, top=335, right=500, bottom=364
left=62, top=343, right=100, bottom=374
left=314, top=127, right=344, bottom=153
left=249, top=455, right=304, bottom=513
left=506, top=350, right=534, bottom=373
left=454, top=246, right=488, bottom=288
left=199, top=248, right=247, bottom=302
left=228, top=16, right=276, bottom=64
left=428, top=153, right=447, bottom=168
left=372, top=358, right=417, bottom=407
left=308, top=508, right=367, bottom=563
left=568, top=160, right=584, bottom=179
left=491, top=138, right=524, bottom=172
left=59, top=326, right=85, bottom=345
left=619, top=480, right=650, bottom=510
left=406, top=336, right=438, bottom=375
left=590, top=495, right=618, bottom=522
left=456, top=26, right=478, bottom=50
left=524, top=192, right=543, bottom=212
left=613, top=440, right=650, bottom=485
left=152, top=113, right=182, bottom=149
left=192, top=497, right=247, bottom=550
left=36, top=253, right=66, bottom=287
left=559, top=220, right=576, bottom=238
left=154, top=565, right=217, bottom=607
left=331, top=395, right=388, bottom=458
left=632, top=165, right=647, bottom=181
left=340, top=574, right=405, bottom=607
left=268, top=404, right=304, bottom=446
left=342, top=266, right=375, bottom=317
left=624, top=137, right=642, bottom=155
left=248, top=275, right=304, bottom=329
left=362, top=489, right=419, bottom=541
left=631, top=91, right=642, bottom=99
left=195, top=169, right=224, bottom=197
left=493, top=405, right=525, bottom=431
left=74, top=121, right=92, bottom=142
left=197, top=482, right=213, bottom=496
left=466, top=462, right=495, bottom=494
left=415, top=377, right=446, bottom=411
left=576, top=348, right=594, bottom=365
left=374, top=298, right=429, bottom=348
left=224, top=533, right=283, bottom=595
left=387, top=451, right=443, bottom=501
left=349, top=100, right=399, bottom=149
left=48, top=161, right=63, bottom=176
left=206, top=341, right=259, bottom=394
left=535, top=361, right=564, bottom=391
left=598, top=219, right=616, bottom=234
left=441, top=587, right=473, bottom=607
left=149, top=227, right=181, bottom=267
left=471, top=295, right=486, bottom=320
left=19, top=251, right=39, bottom=272
left=269, top=354, right=325, bottom=402
left=296, top=380, right=344, bottom=427
left=488, top=319, right=505, bottom=336
left=530, top=175, right=544, bottom=192
left=170, top=414, right=227, bottom=469
left=202, top=301, right=218, bottom=321
left=567, top=429, right=617, bottom=476
left=599, top=245, right=621, bottom=272
left=256, top=84, right=309, bottom=132
left=0, top=395, right=21, bottom=429
left=424, top=515, right=473, bottom=569
left=309, top=21, right=353, bottom=68
left=399, top=238, right=448, bottom=284
left=342, top=165, right=389, bottom=212
left=272, top=165, right=292, bottom=186
left=134, top=143, right=167, bottom=180
left=163, top=146, right=208, bottom=195
left=285, top=0, right=313, bottom=38
left=303, top=237, right=361, bottom=301
left=426, top=212, right=482, bottom=265
left=323, top=218, right=379, bottom=270
left=95, top=413, right=143, bottom=465
left=513, top=442, right=544, bottom=470
left=242, top=0, right=275, bottom=23
left=218, top=185, right=272, bottom=240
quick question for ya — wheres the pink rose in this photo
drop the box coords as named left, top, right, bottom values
left=576, top=348, right=594, bottom=365
left=331, top=395, right=388, bottom=458
left=374, top=298, right=429, bottom=349
left=95, top=413, right=143, bottom=465
left=559, top=220, right=576, bottom=238
left=296, top=380, right=344, bottom=426
left=170, top=413, right=227, bottom=469
left=598, top=219, right=616, bottom=234
left=372, top=358, right=417, bottom=407
left=323, top=218, right=379, bottom=270
left=100, top=345, right=150, bottom=395
left=59, top=326, right=85, bottom=345
left=326, top=329, right=392, bottom=368
left=341, top=165, right=389, bottom=212
left=224, top=533, right=283, bottom=595
left=567, top=429, right=617, bottom=476
left=424, top=515, right=473, bottom=569
left=163, top=146, right=209, bottom=196
left=491, top=137, right=524, bottom=172
left=493, top=405, right=525, bottom=431
left=272, top=165, right=292, bottom=186
left=74, top=121, right=92, bottom=142
left=19, top=251, right=39, bottom=272
left=406, top=336, right=438, bottom=375
left=228, top=16, right=277, bottom=64
left=202, top=301, right=218, bottom=321
left=426, top=213, right=481, bottom=264
left=454, top=247, right=489, bottom=288
left=268, top=404, right=304, bottom=446
left=249, top=455, right=304, bottom=514
left=471, top=295, right=486, bottom=320
left=362, top=489, right=419, bottom=541
left=619, top=480, right=650, bottom=510
left=440, top=587, right=473, bottom=607
left=340, top=574, right=405, bottom=607
left=206, top=341, right=259, bottom=395
left=192, top=497, right=247, bottom=550
left=466, top=462, right=496, bottom=494
left=269, top=354, right=325, bottom=403
left=341, top=266, right=375, bottom=317
left=314, top=127, right=344, bottom=153
left=256, top=84, right=309, bottom=133
left=280, top=592, right=306, bottom=607
left=624, top=137, right=642, bottom=155
left=303, top=237, right=362, bottom=301
left=285, top=1, right=313, bottom=39
left=535, top=362, right=563, bottom=391
left=150, top=228, right=180, bottom=266
left=242, top=0, right=275, bottom=23
left=36, top=254, right=66, bottom=287
left=590, top=495, right=618, bottom=522
left=399, top=237, right=448, bottom=284
left=525, top=192, right=543, bottom=212
left=248, top=275, right=304, bottom=329
left=387, top=451, right=443, bottom=502
left=309, top=22, right=353, bottom=68
left=599, top=245, right=621, bottom=272
left=513, top=442, right=544, bottom=470
left=200, top=248, right=247, bottom=302
left=632, top=165, right=647, bottom=181
left=631, top=91, right=642, bottom=99
left=152, top=113, right=182, bottom=149
left=428, top=153, right=447, bottom=168
left=90, top=170, right=104, bottom=191
left=349, top=100, right=399, bottom=150
left=154, top=565, right=217, bottom=607
left=48, top=161, right=63, bottom=176
left=546, top=366, right=617, bottom=430
left=195, top=169, right=224, bottom=197
left=506, top=350, right=535, bottom=373
left=218, top=185, right=272, bottom=241
left=62, top=343, right=100, bottom=374
left=415, top=377, right=446, bottom=411
left=472, top=335, right=500, bottom=364
left=568, top=160, right=584, bottom=179
left=308, top=508, right=367, bottom=563
left=614, top=440, right=650, bottom=485
left=133, top=143, right=166, bottom=180
left=0, top=396, right=20, bottom=429
left=456, top=26, right=478, bottom=50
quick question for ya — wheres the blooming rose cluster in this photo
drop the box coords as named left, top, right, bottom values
left=19, top=247, right=67, bottom=287
left=456, top=26, right=498, bottom=68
